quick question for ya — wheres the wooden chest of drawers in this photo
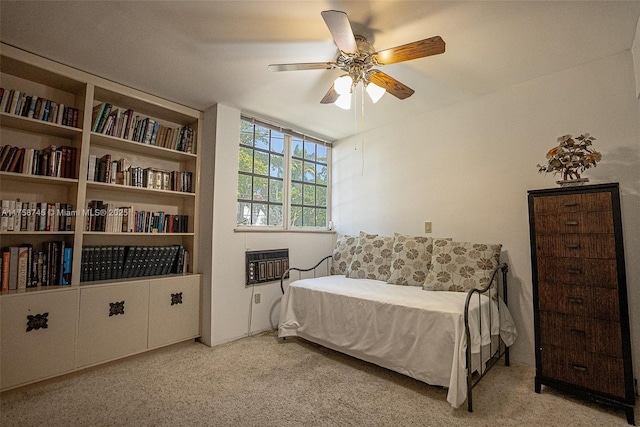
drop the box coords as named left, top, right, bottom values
left=528, top=183, right=634, bottom=425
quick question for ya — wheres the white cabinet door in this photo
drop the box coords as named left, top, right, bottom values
left=76, top=281, right=149, bottom=367
left=148, top=275, right=200, bottom=349
left=1, top=289, right=79, bottom=390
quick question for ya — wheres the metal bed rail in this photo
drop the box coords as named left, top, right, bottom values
left=464, top=262, right=510, bottom=412
left=280, top=255, right=333, bottom=294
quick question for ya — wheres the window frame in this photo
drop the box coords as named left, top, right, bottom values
left=236, top=116, right=332, bottom=232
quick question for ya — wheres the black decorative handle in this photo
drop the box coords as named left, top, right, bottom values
left=568, top=297, right=584, bottom=304
left=26, top=312, right=49, bottom=332
left=171, top=292, right=183, bottom=306
left=567, top=269, right=582, bottom=274
left=566, top=243, right=580, bottom=249
left=572, top=364, right=588, bottom=372
left=564, top=202, right=579, bottom=207
left=109, top=301, right=125, bottom=316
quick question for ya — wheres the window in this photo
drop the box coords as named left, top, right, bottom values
left=237, top=117, right=330, bottom=229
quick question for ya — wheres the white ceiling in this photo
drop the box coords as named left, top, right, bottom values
left=2, top=1, right=639, bottom=141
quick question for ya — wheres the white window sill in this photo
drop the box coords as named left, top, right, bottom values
left=234, top=226, right=335, bottom=234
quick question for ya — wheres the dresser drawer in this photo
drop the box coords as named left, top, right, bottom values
left=535, top=211, right=614, bottom=234
left=540, top=311, right=622, bottom=357
left=534, top=192, right=612, bottom=214
left=536, top=234, right=616, bottom=258
left=537, top=257, right=617, bottom=288
left=538, top=283, right=592, bottom=317
left=540, top=345, right=625, bottom=398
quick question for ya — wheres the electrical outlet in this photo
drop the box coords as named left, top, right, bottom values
left=424, top=222, right=432, bottom=233
left=254, top=293, right=261, bottom=304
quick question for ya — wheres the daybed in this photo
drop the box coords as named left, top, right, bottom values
left=278, top=233, right=517, bottom=410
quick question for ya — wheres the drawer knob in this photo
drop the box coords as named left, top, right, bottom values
left=109, top=301, right=125, bottom=316
left=568, top=297, right=584, bottom=304
left=171, top=292, right=183, bottom=306
left=566, top=244, right=580, bottom=249
left=567, top=269, right=582, bottom=274
left=571, top=364, right=587, bottom=372
left=26, top=312, right=49, bottom=332
left=564, top=221, right=579, bottom=226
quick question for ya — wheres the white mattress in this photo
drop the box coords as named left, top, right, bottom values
left=278, top=275, right=517, bottom=408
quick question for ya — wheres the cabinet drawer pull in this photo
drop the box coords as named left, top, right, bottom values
left=571, top=364, right=587, bottom=372
left=26, top=312, right=49, bottom=332
left=570, top=329, right=585, bottom=334
left=109, top=301, right=125, bottom=316
left=564, top=221, right=579, bottom=226
left=566, top=244, right=580, bottom=249
left=171, top=292, right=183, bottom=305
left=564, top=202, right=579, bottom=207
left=568, top=297, right=584, bottom=304
left=567, top=269, right=582, bottom=274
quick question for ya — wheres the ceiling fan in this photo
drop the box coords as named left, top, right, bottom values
left=268, top=10, right=445, bottom=108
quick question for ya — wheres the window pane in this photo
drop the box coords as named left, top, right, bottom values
left=252, top=204, right=267, bottom=225
left=254, top=151, right=269, bottom=176
left=292, top=138, right=304, bottom=159
left=316, top=208, right=327, bottom=227
left=303, top=161, right=315, bottom=183
left=303, top=184, right=315, bottom=205
left=269, top=179, right=283, bottom=203
left=291, top=158, right=303, bottom=181
left=270, top=154, right=284, bottom=178
left=240, top=121, right=254, bottom=146
left=303, top=207, right=316, bottom=226
left=237, top=174, right=252, bottom=200
left=317, top=145, right=328, bottom=163
left=238, top=147, right=253, bottom=173
left=304, top=141, right=316, bottom=160
left=291, top=182, right=302, bottom=205
left=253, top=176, right=268, bottom=201
left=269, top=205, right=283, bottom=226
left=254, top=126, right=270, bottom=149
left=291, top=206, right=302, bottom=227
left=316, top=186, right=327, bottom=207
left=271, top=131, right=284, bottom=154
left=316, top=164, right=327, bottom=185
left=237, top=202, right=251, bottom=225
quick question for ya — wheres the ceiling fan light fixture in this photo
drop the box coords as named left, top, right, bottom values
left=334, top=93, right=352, bottom=110
left=334, top=75, right=353, bottom=95
left=365, top=82, right=386, bottom=103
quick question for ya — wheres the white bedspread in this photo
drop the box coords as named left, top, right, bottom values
left=278, top=275, right=517, bottom=408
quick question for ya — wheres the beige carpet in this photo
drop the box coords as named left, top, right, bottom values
left=1, top=330, right=635, bottom=426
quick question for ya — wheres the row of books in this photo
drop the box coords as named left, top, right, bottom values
left=85, top=201, right=189, bottom=234
left=0, top=144, right=77, bottom=179
left=1, top=241, right=71, bottom=291
left=92, top=103, right=195, bottom=153
left=1, top=200, right=74, bottom=232
left=0, top=88, right=80, bottom=128
left=87, top=154, right=193, bottom=192
left=80, top=244, right=187, bottom=282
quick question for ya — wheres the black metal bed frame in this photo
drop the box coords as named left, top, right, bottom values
left=280, top=256, right=511, bottom=412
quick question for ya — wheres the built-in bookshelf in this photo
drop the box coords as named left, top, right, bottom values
left=0, top=43, right=202, bottom=391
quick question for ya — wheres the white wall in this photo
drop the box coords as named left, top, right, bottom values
left=332, top=51, right=640, bottom=371
left=633, top=16, right=640, bottom=98
left=199, top=104, right=334, bottom=346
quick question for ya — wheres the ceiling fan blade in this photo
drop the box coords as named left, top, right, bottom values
left=321, top=10, right=358, bottom=54
left=374, top=36, right=445, bottom=65
left=320, top=84, right=339, bottom=104
left=268, top=62, right=336, bottom=72
left=368, top=70, right=415, bottom=100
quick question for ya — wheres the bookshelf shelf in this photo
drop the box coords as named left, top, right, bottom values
left=90, top=132, right=197, bottom=161
left=1, top=43, right=202, bottom=391
left=0, top=112, right=82, bottom=138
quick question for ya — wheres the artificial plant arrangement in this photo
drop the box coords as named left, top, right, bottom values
left=537, top=133, right=602, bottom=181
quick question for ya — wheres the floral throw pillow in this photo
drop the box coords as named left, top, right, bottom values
left=330, top=234, right=360, bottom=275
left=423, top=240, right=502, bottom=292
left=346, top=233, right=394, bottom=281
left=386, top=234, right=435, bottom=286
